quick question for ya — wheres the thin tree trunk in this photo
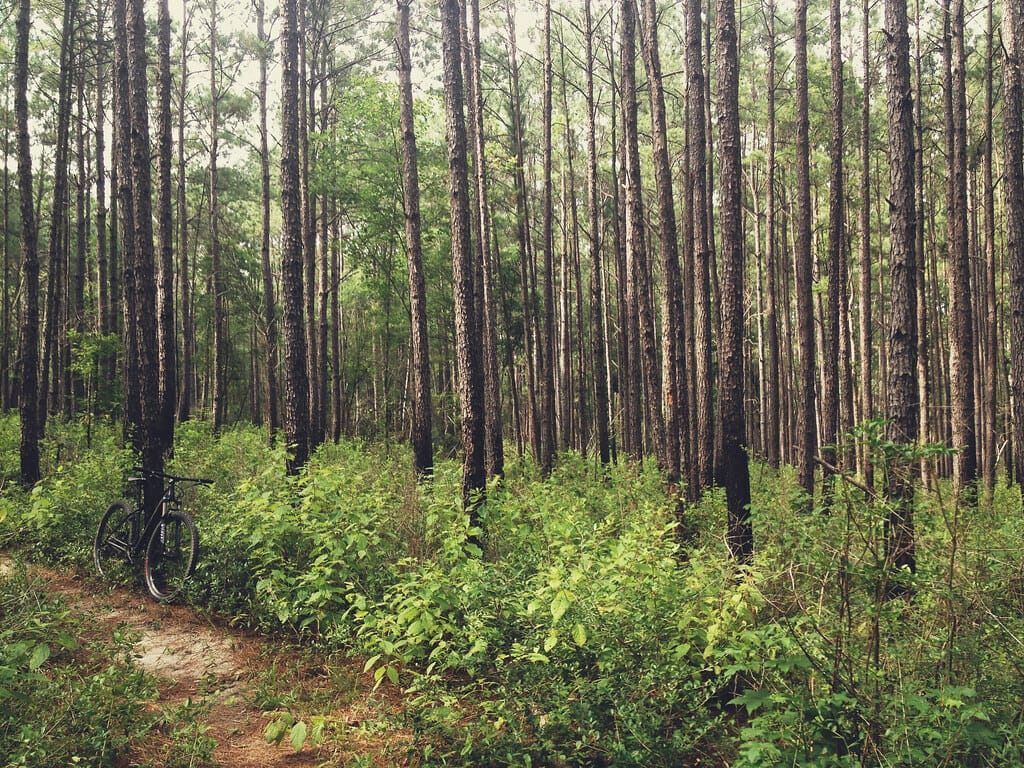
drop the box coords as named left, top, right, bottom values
left=398, top=0, right=433, bottom=477
left=946, top=0, right=977, bottom=498
left=466, top=0, right=504, bottom=478
left=539, top=0, right=556, bottom=475
left=859, top=0, right=873, bottom=485
left=177, top=1, right=192, bottom=422
left=281, top=0, right=310, bottom=473
left=1006, top=0, right=1024, bottom=487
left=641, top=0, right=685, bottom=487
left=127, top=0, right=165, bottom=501
left=982, top=0, right=997, bottom=492
left=440, top=0, right=486, bottom=526
left=763, top=0, right=781, bottom=469
left=884, top=0, right=919, bottom=577
left=716, top=0, right=753, bottom=562
left=822, top=0, right=844, bottom=498
left=156, top=0, right=175, bottom=455
left=209, top=0, right=227, bottom=431
left=584, top=0, right=610, bottom=465
left=257, top=0, right=279, bottom=439
left=687, top=0, right=714, bottom=491
left=794, top=0, right=816, bottom=502
left=15, top=0, right=40, bottom=485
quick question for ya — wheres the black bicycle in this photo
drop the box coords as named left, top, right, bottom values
left=93, top=468, right=212, bottom=601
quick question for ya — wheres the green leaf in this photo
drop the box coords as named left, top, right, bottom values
left=731, top=688, right=771, bottom=716
left=290, top=720, right=307, bottom=751
left=571, top=623, right=587, bottom=647
left=386, top=665, right=399, bottom=686
left=551, top=589, right=571, bottom=624
left=28, top=644, right=50, bottom=671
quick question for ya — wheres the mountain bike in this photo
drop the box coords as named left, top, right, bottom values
left=93, top=468, right=212, bottom=601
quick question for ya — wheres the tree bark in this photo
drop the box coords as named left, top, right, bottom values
left=945, top=0, right=977, bottom=498
left=156, top=0, right=176, bottom=455
left=822, top=0, right=844, bottom=499
left=15, top=0, right=40, bottom=485
left=1006, top=0, right=1024, bottom=488
left=281, top=0, right=311, bottom=473
left=440, top=0, right=486, bottom=524
left=794, top=0, right=816, bottom=502
left=397, top=0, right=434, bottom=477
left=620, top=0, right=664, bottom=468
left=209, top=0, right=227, bottom=431
left=687, top=0, right=714, bottom=492
left=126, top=0, right=165, bottom=504
left=466, top=0, right=504, bottom=478
left=716, top=0, right=753, bottom=562
left=257, top=0, right=279, bottom=440
left=641, top=0, right=685, bottom=487
left=584, top=0, right=610, bottom=466
left=177, top=1, right=192, bottom=422
left=539, top=0, right=557, bottom=475
left=884, top=0, right=919, bottom=576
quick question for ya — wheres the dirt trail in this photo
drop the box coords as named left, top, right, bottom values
left=12, top=561, right=408, bottom=767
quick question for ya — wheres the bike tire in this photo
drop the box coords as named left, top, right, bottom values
left=143, top=509, right=198, bottom=601
left=94, top=500, right=137, bottom=582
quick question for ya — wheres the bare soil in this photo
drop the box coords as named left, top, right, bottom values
left=18, top=562, right=411, bottom=767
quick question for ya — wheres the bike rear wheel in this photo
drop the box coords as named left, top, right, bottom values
left=143, top=510, right=198, bottom=601
left=94, top=500, right=137, bottom=583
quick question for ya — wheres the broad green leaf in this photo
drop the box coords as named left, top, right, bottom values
left=290, top=720, right=307, bottom=751
left=571, top=623, right=587, bottom=647
left=551, top=590, right=571, bottom=624
left=28, top=644, right=49, bottom=671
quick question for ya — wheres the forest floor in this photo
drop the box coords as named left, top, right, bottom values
left=0, top=556, right=411, bottom=767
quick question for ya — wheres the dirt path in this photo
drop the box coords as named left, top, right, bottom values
left=13, top=561, right=409, bottom=767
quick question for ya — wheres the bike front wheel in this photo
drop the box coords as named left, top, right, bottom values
left=143, top=510, right=198, bottom=601
left=94, top=500, right=137, bottom=583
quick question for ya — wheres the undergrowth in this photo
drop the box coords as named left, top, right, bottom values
left=3, top=413, right=1024, bottom=765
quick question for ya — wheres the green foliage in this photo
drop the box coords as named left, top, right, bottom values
left=0, top=563, right=157, bottom=767
left=5, top=417, right=1024, bottom=765
left=0, top=417, right=132, bottom=563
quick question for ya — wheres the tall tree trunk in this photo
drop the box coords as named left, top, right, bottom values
left=440, top=0, right=486, bottom=527
left=716, top=0, right=753, bottom=562
left=301, top=0, right=321, bottom=450
left=505, top=2, right=540, bottom=462
left=113, top=0, right=137, bottom=436
left=794, top=0, right=816, bottom=502
left=209, top=0, right=227, bottom=431
left=687, top=0, right=714, bottom=492
left=883, top=0, right=918, bottom=577
left=539, top=0, right=557, bottom=475
left=256, top=0, right=279, bottom=440
left=466, top=0, right=504, bottom=478
left=859, top=0, right=873, bottom=486
left=156, top=0, right=175, bottom=455
left=946, top=0, right=977, bottom=499
left=397, top=0, right=433, bottom=477
left=96, top=6, right=109, bottom=347
left=1006, top=0, right=1024, bottom=488
left=763, top=0, right=781, bottom=469
left=584, top=0, right=610, bottom=466
left=126, top=0, right=165, bottom=503
left=620, top=0, right=664, bottom=467
left=822, top=0, right=844, bottom=497
left=15, top=0, right=40, bottom=485
left=641, top=0, right=685, bottom=487
left=982, top=0, right=997, bottom=492
left=177, top=1, right=192, bottom=422
left=914, top=0, right=929, bottom=488
left=40, top=0, right=77, bottom=433
left=281, top=0, right=310, bottom=473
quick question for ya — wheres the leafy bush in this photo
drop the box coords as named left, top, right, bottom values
left=0, top=562, right=157, bottom=766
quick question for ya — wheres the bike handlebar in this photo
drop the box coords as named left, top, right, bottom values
left=130, top=467, right=213, bottom=486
